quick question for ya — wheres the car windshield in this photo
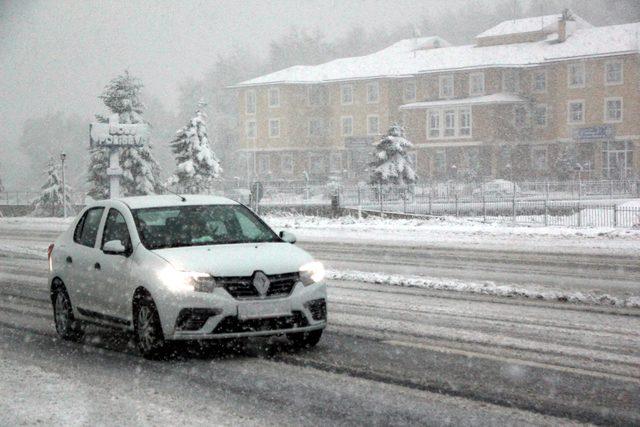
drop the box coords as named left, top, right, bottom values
left=131, top=204, right=280, bottom=250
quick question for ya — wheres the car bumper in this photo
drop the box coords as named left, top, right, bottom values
left=156, top=281, right=327, bottom=340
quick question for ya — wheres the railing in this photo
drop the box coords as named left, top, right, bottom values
left=233, top=180, right=640, bottom=229
left=0, top=192, right=84, bottom=206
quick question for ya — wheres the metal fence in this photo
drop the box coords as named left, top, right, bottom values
left=245, top=180, right=640, bottom=229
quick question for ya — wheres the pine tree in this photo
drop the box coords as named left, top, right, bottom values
left=555, top=143, right=576, bottom=181
left=167, top=102, right=222, bottom=193
left=87, top=70, right=162, bottom=199
left=369, top=124, right=417, bottom=186
left=32, top=158, right=74, bottom=217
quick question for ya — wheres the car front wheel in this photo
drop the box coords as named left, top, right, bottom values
left=287, top=329, right=323, bottom=349
left=134, top=296, right=167, bottom=359
left=52, top=287, right=84, bottom=342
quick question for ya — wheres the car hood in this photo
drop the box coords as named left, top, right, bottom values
left=152, top=242, right=314, bottom=277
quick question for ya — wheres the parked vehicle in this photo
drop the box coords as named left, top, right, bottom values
left=472, top=179, right=521, bottom=198
left=48, top=195, right=327, bottom=358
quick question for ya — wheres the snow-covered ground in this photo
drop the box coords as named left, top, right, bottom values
left=264, top=213, right=640, bottom=256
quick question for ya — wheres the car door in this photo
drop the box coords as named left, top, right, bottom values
left=68, top=206, right=106, bottom=313
left=94, top=207, right=134, bottom=323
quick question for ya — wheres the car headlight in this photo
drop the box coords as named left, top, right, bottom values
left=299, top=261, right=325, bottom=286
left=159, top=268, right=218, bottom=293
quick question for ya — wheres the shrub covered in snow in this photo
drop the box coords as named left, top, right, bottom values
left=87, top=70, right=162, bottom=199
left=369, top=124, right=417, bottom=186
left=32, top=159, right=74, bottom=217
left=167, top=102, right=222, bottom=193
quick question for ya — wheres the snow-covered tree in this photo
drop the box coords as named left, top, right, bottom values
left=369, top=124, right=417, bottom=186
left=32, top=158, right=74, bottom=217
left=0, top=162, right=5, bottom=192
left=555, top=143, right=576, bottom=181
left=87, top=70, right=162, bottom=198
left=167, top=102, right=222, bottom=193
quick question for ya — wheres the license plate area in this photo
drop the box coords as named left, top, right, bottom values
left=237, top=299, right=292, bottom=320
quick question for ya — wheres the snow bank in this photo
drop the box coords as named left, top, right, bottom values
left=328, top=269, right=640, bottom=309
left=264, top=213, right=640, bottom=240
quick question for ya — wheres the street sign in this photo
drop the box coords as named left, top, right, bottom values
left=572, top=125, right=614, bottom=141
left=90, top=123, right=150, bottom=148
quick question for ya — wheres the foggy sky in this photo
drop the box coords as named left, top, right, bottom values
left=0, top=0, right=460, bottom=149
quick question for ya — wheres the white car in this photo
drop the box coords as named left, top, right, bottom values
left=48, top=195, right=327, bottom=358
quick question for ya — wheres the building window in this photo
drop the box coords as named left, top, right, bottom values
left=605, top=60, right=623, bottom=85
left=444, top=110, right=455, bottom=137
left=502, top=70, right=519, bottom=92
left=268, top=88, right=280, bottom=107
left=534, top=104, right=547, bottom=127
left=604, top=97, right=623, bottom=123
left=568, top=62, right=585, bottom=88
left=245, top=90, right=256, bottom=114
left=341, top=116, right=353, bottom=136
left=435, top=149, right=446, bottom=177
left=469, top=73, right=485, bottom=96
left=568, top=100, right=585, bottom=124
left=268, top=118, right=280, bottom=138
left=403, top=81, right=416, bottom=101
left=427, top=107, right=473, bottom=139
left=532, top=147, right=547, bottom=171
left=308, top=86, right=324, bottom=106
left=309, top=118, right=325, bottom=137
left=309, top=154, right=326, bottom=175
left=367, top=115, right=379, bottom=135
left=459, top=108, right=471, bottom=136
left=330, top=152, right=342, bottom=173
left=340, top=85, right=353, bottom=105
left=366, top=82, right=379, bottom=103
left=245, top=120, right=256, bottom=138
left=280, top=154, right=293, bottom=174
left=428, top=111, right=440, bottom=138
left=439, top=75, right=454, bottom=99
left=341, top=84, right=353, bottom=105
left=257, top=155, right=270, bottom=175
left=514, top=106, right=528, bottom=127
left=602, top=140, right=633, bottom=179
left=532, top=70, right=547, bottom=93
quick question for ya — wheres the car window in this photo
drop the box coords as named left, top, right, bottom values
left=76, top=207, right=104, bottom=248
left=73, top=213, right=87, bottom=244
left=101, top=208, right=132, bottom=250
left=235, top=209, right=271, bottom=240
left=132, top=204, right=279, bottom=249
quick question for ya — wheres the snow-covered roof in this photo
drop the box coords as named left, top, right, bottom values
left=118, top=195, right=237, bottom=209
left=236, top=36, right=451, bottom=86
left=235, top=21, right=640, bottom=88
left=476, top=13, right=591, bottom=38
left=400, top=93, right=526, bottom=110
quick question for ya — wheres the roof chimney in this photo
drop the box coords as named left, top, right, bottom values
left=558, top=8, right=574, bottom=43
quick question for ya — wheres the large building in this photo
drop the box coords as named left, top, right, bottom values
left=233, top=11, right=640, bottom=183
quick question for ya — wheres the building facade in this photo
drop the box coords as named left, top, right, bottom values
left=233, top=11, right=640, bottom=183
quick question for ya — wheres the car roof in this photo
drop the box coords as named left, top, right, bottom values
left=113, top=194, right=239, bottom=210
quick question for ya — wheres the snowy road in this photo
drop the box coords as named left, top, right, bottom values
left=1, top=248, right=639, bottom=425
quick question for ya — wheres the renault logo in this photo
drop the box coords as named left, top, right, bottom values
left=252, top=271, right=270, bottom=297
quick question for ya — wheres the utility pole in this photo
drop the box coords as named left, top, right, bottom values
left=60, top=151, right=67, bottom=219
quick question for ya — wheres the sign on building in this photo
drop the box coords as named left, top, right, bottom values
left=572, top=124, right=614, bottom=142
left=90, top=123, right=150, bottom=148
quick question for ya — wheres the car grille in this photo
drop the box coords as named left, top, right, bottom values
left=217, top=272, right=299, bottom=299
left=212, top=311, right=308, bottom=334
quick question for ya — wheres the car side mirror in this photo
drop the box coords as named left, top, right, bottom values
left=103, top=240, right=127, bottom=255
left=279, top=231, right=297, bottom=244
